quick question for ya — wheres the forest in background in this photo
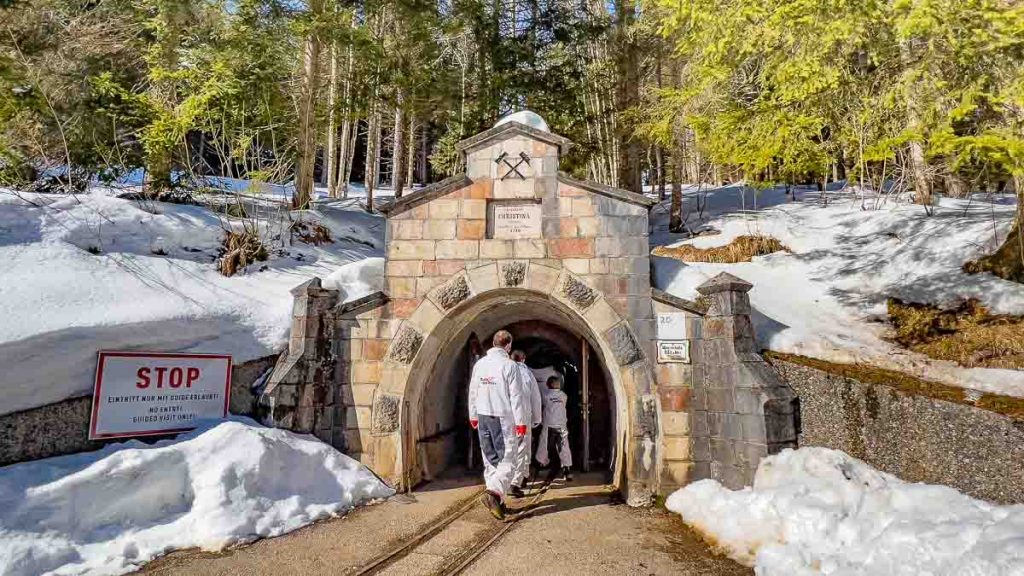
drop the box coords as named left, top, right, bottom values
left=1, top=0, right=1022, bottom=280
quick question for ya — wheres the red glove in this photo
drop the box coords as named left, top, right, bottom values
left=515, top=425, right=527, bottom=437
left=470, top=419, right=478, bottom=429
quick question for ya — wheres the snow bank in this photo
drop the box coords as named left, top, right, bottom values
left=0, top=189, right=383, bottom=415
left=667, top=447, right=1024, bottom=575
left=193, top=177, right=406, bottom=202
left=0, top=419, right=394, bottom=576
left=651, top=185, right=1024, bottom=397
left=323, top=257, right=384, bottom=301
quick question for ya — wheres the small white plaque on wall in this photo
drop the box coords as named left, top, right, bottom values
left=657, top=340, right=691, bottom=364
left=656, top=313, right=688, bottom=340
left=489, top=201, right=542, bottom=239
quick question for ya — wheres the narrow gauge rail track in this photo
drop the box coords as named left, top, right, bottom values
left=352, top=480, right=553, bottom=576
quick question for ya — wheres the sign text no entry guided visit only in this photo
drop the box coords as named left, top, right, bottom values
left=89, top=351, right=232, bottom=440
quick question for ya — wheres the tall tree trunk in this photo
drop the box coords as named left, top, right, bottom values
left=343, top=119, right=358, bottom=198
left=145, top=1, right=187, bottom=194
left=293, top=0, right=324, bottom=209
left=325, top=40, right=339, bottom=197
left=614, top=0, right=641, bottom=193
left=970, top=175, right=1024, bottom=283
left=655, top=146, right=665, bottom=201
left=365, top=101, right=381, bottom=210
left=900, top=39, right=932, bottom=205
left=392, top=90, right=407, bottom=198
left=909, top=139, right=932, bottom=204
left=406, top=116, right=416, bottom=188
left=945, top=173, right=970, bottom=198
left=335, top=28, right=355, bottom=198
left=336, top=117, right=350, bottom=197
left=691, top=136, right=702, bottom=184
left=654, top=48, right=665, bottom=200
left=669, top=150, right=683, bottom=233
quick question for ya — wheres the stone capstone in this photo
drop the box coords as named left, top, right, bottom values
left=560, top=275, right=597, bottom=310
left=387, top=326, right=423, bottom=364
left=436, top=276, right=471, bottom=310
left=607, top=323, right=643, bottom=366
left=372, top=394, right=402, bottom=434
left=696, top=272, right=753, bottom=295
left=502, top=262, right=527, bottom=287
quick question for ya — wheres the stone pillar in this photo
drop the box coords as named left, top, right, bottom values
left=692, top=272, right=798, bottom=489
left=258, top=278, right=340, bottom=443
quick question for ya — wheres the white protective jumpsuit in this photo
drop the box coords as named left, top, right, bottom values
left=511, top=361, right=543, bottom=487
left=531, top=366, right=560, bottom=398
left=536, top=387, right=572, bottom=468
left=467, top=347, right=529, bottom=498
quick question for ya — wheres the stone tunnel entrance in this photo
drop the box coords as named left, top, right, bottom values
left=260, top=113, right=801, bottom=503
left=409, top=296, right=620, bottom=487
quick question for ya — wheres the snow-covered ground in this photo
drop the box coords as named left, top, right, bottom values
left=196, top=175, right=409, bottom=203
left=0, top=188, right=385, bottom=415
left=667, top=447, right=1024, bottom=575
left=650, top=184, right=1024, bottom=397
left=0, top=419, right=394, bottom=576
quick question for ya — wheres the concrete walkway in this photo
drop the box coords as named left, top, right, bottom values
left=143, top=473, right=750, bottom=576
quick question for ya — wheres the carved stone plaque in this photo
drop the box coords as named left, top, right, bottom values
left=489, top=201, right=542, bottom=239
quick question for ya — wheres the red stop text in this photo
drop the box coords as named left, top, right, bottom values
left=136, top=366, right=201, bottom=389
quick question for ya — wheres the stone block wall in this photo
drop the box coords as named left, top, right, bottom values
left=774, top=358, right=1024, bottom=504
left=0, top=396, right=99, bottom=466
left=258, top=278, right=341, bottom=444
left=652, top=293, right=705, bottom=493
left=689, top=273, right=799, bottom=490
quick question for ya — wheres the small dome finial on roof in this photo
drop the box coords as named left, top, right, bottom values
left=494, top=110, right=549, bottom=132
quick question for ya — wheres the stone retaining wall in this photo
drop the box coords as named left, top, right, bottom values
left=0, top=354, right=277, bottom=467
left=773, top=358, right=1024, bottom=504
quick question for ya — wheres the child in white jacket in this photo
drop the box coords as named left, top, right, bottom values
left=536, top=375, right=572, bottom=481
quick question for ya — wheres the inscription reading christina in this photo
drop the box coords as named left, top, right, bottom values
left=490, top=202, right=542, bottom=239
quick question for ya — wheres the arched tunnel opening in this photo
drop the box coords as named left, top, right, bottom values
left=410, top=301, right=618, bottom=486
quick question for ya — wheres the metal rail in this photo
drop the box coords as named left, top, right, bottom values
left=351, top=480, right=552, bottom=576
left=438, top=481, right=551, bottom=576
left=350, top=489, right=484, bottom=576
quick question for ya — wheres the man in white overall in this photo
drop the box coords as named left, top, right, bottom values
left=467, top=330, right=528, bottom=519
left=536, top=374, right=573, bottom=481
left=509, top=350, right=542, bottom=498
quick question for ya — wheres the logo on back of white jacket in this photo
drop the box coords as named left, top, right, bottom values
left=480, top=376, right=497, bottom=386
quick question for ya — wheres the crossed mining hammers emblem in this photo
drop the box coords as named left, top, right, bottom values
left=495, top=151, right=531, bottom=180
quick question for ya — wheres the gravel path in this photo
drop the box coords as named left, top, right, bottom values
left=142, top=473, right=749, bottom=576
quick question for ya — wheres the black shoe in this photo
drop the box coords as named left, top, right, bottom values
left=561, top=467, right=572, bottom=481
left=509, top=485, right=526, bottom=498
left=480, top=491, right=505, bottom=520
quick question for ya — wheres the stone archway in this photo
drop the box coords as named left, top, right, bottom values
left=403, top=291, right=623, bottom=488
left=375, top=263, right=662, bottom=504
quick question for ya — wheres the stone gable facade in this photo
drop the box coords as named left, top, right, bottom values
left=259, top=118, right=798, bottom=503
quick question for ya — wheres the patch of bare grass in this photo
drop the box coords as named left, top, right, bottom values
left=888, top=298, right=1024, bottom=370
left=218, top=229, right=268, bottom=277
left=290, top=220, right=334, bottom=246
left=653, top=235, right=788, bottom=263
